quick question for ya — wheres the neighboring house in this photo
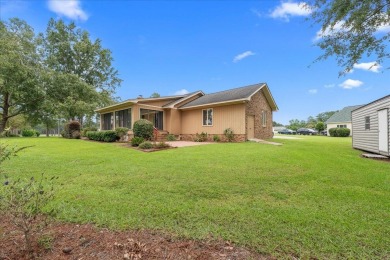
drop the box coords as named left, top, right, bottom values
left=273, top=126, right=285, bottom=134
left=326, top=105, right=364, bottom=136
left=95, top=83, right=278, bottom=141
left=352, top=95, right=390, bottom=156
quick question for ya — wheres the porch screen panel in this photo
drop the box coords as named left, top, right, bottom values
left=102, top=113, right=113, bottom=130
left=115, top=109, right=131, bottom=128
left=140, top=109, right=163, bottom=130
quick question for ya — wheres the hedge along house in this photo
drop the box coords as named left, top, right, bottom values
left=95, top=83, right=278, bottom=141
left=325, top=105, right=363, bottom=136
left=352, top=95, right=390, bottom=156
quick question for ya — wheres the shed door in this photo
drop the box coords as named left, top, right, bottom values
left=378, top=109, right=389, bottom=154
left=247, top=115, right=255, bottom=139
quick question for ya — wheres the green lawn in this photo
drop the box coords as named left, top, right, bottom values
left=2, top=136, right=389, bottom=258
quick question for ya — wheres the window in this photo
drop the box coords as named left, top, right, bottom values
left=140, top=109, right=163, bottom=130
left=202, top=109, right=213, bottom=126
left=102, top=113, right=113, bottom=130
left=337, top=124, right=347, bottom=128
left=262, top=111, right=267, bottom=127
left=365, top=116, right=370, bottom=130
left=115, top=108, right=131, bottom=129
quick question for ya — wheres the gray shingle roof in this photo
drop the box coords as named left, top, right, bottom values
left=180, top=83, right=265, bottom=108
left=162, top=90, right=203, bottom=108
left=326, top=105, right=364, bottom=123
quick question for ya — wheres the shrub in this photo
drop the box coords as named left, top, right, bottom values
left=139, top=141, right=153, bottom=149
left=166, top=134, right=176, bottom=141
left=115, top=127, right=129, bottom=141
left=81, top=127, right=98, bottom=137
left=329, top=128, right=350, bottom=137
left=133, top=119, right=154, bottom=140
left=63, top=121, right=81, bottom=139
left=86, top=130, right=117, bottom=142
left=213, top=135, right=220, bottom=142
left=131, top=137, right=145, bottom=147
left=21, top=129, right=36, bottom=137
left=154, top=141, right=170, bottom=149
left=194, top=132, right=208, bottom=142
left=224, top=128, right=234, bottom=142
left=35, top=130, right=40, bottom=137
left=1, top=130, right=19, bottom=137
left=0, top=173, right=56, bottom=256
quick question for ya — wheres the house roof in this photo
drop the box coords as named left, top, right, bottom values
left=162, top=90, right=204, bottom=108
left=326, top=105, right=364, bottom=123
left=179, top=83, right=278, bottom=110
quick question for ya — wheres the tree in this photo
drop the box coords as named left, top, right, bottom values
left=273, top=121, right=284, bottom=127
left=307, top=0, right=390, bottom=75
left=315, top=121, right=325, bottom=132
left=150, top=92, right=161, bottom=98
left=316, top=111, right=338, bottom=123
left=40, top=19, right=122, bottom=122
left=306, top=116, right=317, bottom=128
left=0, top=19, right=44, bottom=132
left=288, top=119, right=306, bottom=131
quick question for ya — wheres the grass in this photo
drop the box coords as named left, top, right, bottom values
left=1, top=136, right=389, bottom=258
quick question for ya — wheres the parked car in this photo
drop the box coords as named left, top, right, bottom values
left=320, top=130, right=327, bottom=136
left=278, top=129, right=296, bottom=135
left=297, top=128, right=317, bottom=135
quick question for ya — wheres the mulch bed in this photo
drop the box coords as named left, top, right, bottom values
left=0, top=216, right=269, bottom=259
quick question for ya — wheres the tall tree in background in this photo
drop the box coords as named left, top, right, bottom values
left=307, top=0, right=390, bottom=75
left=316, top=111, right=337, bottom=123
left=150, top=92, right=161, bottom=98
left=0, top=19, right=44, bottom=132
left=40, top=18, right=121, bottom=123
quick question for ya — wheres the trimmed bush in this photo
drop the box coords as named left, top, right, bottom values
left=21, top=129, right=36, bottom=137
left=63, top=121, right=81, bottom=139
left=194, top=132, right=208, bottom=142
left=329, top=127, right=350, bottom=137
left=154, top=141, right=170, bottom=149
left=133, top=119, right=154, bottom=140
left=166, top=134, right=176, bottom=141
left=213, top=135, right=220, bottom=142
left=131, top=137, right=145, bottom=147
left=115, top=127, right=129, bottom=141
left=139, top=141, right=153, bottom=149
left=224, top=128, right=234, bottom=142
left=81, top=127, right=98, bottom=137
left=86, top=130, right=117, bottom=142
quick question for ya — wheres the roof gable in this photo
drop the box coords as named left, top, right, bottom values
left=326, top=105, right=364, bottom=123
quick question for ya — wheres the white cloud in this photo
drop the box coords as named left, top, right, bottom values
left=309, top=89, right=318, bottom=94
left=324, top=84, right=335, bottom=88
left=339, top=79, right=363, bottom=89
left=353, top=62, right=382, bottom=73
left=377, top=24, right=390, bottom=33
left=233, top=51, right=255, bottom=63
left=174, top=89, right=189, bottom=95
left=270, top=2, right=311, bottom=21
left=47, top=0, right=88, bottom=21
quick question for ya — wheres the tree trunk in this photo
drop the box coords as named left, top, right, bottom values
left=0, top=92, right=10, bottom=133
left=46, top=124, right=49, bottom=137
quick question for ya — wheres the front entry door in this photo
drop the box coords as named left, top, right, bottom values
left=378, top=109, right=389, bottom=154
left=247, top=115, right=255, bottom=139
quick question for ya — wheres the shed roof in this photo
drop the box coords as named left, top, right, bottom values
left=326, top=105, right=364, bottom=123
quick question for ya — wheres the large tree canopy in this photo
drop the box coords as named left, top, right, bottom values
left=308, top=0, right=390, bottom=75
left=0, top=18, right=44, bottom=132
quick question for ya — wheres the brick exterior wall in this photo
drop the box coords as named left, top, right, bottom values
left=245, top=90, right=273, bottom=139
left=180, top=134, right=246, bottom=142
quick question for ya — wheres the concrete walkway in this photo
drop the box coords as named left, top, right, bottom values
left=248, top=138, right=283, bottom=146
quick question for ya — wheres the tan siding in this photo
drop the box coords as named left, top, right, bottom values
left=169, top=109, right=182, bottom=134
left=181, top=104, right=246, bottom=135
left=352, top=96, right=390, bottom=155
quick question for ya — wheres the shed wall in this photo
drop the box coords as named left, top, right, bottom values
left=352, top=96, right=390, bottom=155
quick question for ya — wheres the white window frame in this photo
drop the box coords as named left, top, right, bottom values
left=202, top=108, right=213, bottom=126
left=262, top=111, right=267, bottom=127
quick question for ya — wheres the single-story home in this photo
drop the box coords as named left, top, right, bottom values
left=95, top=83, right=278, bottom=141
left=352, top=95, right=390, bottom=156
left=326, top=105, right=363, bottom=136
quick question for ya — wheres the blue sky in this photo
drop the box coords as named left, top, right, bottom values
left=1, top=0, right=389, bottom=124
